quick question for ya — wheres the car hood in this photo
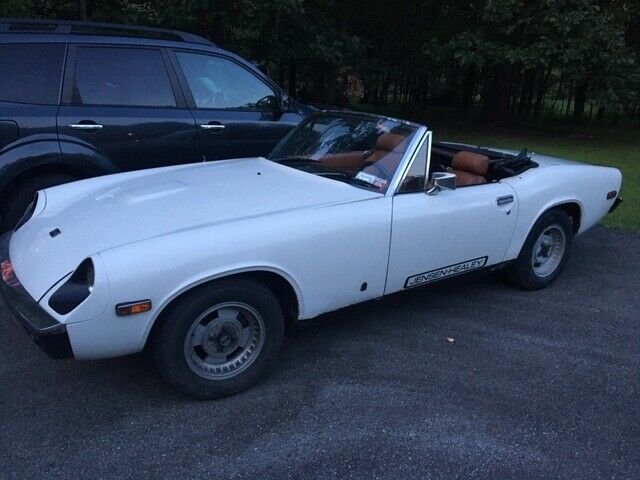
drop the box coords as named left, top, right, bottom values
left=10, top=158, right=378, bottom=299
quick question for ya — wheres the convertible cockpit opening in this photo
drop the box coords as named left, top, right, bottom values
left=429, top=143, right=538, bottom=187
left=268, top=112, right=419, bottom=193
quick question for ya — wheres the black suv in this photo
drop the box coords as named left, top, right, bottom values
left=0, top=18, right=312, bottom=231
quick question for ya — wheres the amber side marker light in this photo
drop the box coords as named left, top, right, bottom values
left=116, top=300, right=152, bottom=316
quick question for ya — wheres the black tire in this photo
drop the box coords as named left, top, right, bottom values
left=0, top=173, right=77, bottom=232
left=153, top=279, right=285, bottom=399
left=507, top=209, right=573, bottom=290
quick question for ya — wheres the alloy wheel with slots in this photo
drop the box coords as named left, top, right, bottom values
left=184, top=302, right=265, bottom=380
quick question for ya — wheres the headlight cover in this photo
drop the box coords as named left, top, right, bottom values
left=48, top=259, right=95, bottom=315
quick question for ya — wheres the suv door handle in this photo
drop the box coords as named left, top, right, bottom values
left=200, top=123, right=226, bottom=131
left=68, top=123, right=103, bottom=130
left=496, top=195, right=514, bottom=205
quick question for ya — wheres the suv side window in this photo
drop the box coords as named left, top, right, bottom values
left=0, top=43, right=65, bottom=105
left=175, top=52, right=276, bottom=111
left=71, top=46, right=176, bottom=107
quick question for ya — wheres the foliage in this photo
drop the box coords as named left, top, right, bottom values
left=2, top=0, right=639, bottom=125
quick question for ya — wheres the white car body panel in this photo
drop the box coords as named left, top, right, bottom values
left=10, top=158, right=380, bottom=300
left=5, top=125, right=623, bottom=360
left=10, top=157, right=396, bottom=358
left=501, top=156, right=622, bottom=259
left=386, top=181, right=518, bottom=293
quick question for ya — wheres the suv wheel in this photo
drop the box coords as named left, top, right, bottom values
left=1, top=174, right=77, bottom=232
left=153, top=279, right=285, bottom=399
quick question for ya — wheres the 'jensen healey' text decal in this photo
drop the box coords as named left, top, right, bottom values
left=404, top=256, right=488, bottom=288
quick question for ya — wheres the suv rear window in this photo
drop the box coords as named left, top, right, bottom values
left=0, top=43, right=65, bottom=105
left=71, top=46, right=176, bottom=107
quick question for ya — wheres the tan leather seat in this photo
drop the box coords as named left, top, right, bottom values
left=319, top=151, right=367, bottom=173
left=318, top=135, right=406, bottom=173
left=318, top=133, right=409, bottom=191
left=448, top=151, right=489, bottom=186
left=361, top=133, right=408, bottom=181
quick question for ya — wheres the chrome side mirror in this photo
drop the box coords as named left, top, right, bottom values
left=427, top=172, right=457, bottom=195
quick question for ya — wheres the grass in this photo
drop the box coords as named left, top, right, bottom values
left=434, top=124, right=640, bottom=232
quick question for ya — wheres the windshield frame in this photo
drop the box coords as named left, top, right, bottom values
left=267, top=111, right=428, bottom=196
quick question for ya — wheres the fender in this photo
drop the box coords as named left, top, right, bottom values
left=140, top=264, right=306, bottom=349
left=503, top=165, right=593, bottom=260
left=505, top=195, right=584, bottom=260
left=55, top=135, right=119, bottom=178
left=0, top=136, right=61, bottom=194
left=0, top=134, right=118, bottom=197
left=526, top=197, right=584, bottom=236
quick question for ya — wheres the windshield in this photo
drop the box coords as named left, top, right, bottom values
left=268, top=113, right=419, bottom=193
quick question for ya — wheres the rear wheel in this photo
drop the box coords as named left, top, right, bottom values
left=153, top=279, right=285, bottom=399
left=507, top=209, right=573, bottom=290
left=0, top=173, right=77, bottom=232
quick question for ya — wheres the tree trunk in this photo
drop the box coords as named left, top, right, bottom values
left=461, top=65, right=477, bottom=116
left=278, top=59, right=285, bottom=89
left=78, top=0, right=87, bottom=20
left=482, top=64, right=512, bottom=122
left=288, top=61, right=297, bottom=95
left=564, top=84, right=573, bottom=118
left=533, top=67, right=549, bottom=119
left=573, top=80, right=588, bottom=122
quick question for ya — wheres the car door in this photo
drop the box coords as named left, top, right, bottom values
left=385, top=134, right=518, bottom=293
left=57, top=44, right=199, bottom=172
left=170, top=50, right=296, bottom=160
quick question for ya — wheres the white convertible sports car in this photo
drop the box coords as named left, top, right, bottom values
left=1, top=111, right=622, bottom=398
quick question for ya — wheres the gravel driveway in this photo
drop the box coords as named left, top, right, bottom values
left=1, top=225, right=638, bottom=479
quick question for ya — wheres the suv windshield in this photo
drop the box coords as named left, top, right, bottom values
left=268, top=113, right=418, bottom=193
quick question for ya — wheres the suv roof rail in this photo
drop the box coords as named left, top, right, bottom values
left=0, top=18, right=214, bottom=46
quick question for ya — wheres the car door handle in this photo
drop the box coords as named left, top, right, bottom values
left=496, top=195, right=514, bottom=206
left=68, top=123, right=103, bottom=130
left=200, top=123, right=226, bottom=130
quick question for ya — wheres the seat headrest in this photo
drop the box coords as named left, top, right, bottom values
left=376, top=133, right=406, bottom=152
left=452, top=151, right=489, bottom=176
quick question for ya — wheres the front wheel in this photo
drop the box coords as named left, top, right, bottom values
left=506, top=209, right=573, bottom=290
left=153, top=279, right=285, bottom=399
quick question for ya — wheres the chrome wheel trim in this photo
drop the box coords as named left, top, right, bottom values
left=184, top=302, right=265, bottom=380
left=531, top=225, right=566, bottom=278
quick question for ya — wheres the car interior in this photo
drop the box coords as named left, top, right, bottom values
left=429, top=143, right=538, bottom=186
left=317, top=134, right=537, bottom=190
left=318, top=132, right=407, bottom=175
